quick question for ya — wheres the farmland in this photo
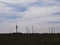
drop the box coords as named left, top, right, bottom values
left=0, top=33, right=60, bottom=45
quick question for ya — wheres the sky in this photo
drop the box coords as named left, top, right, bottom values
left=0, top=0, right=60, bottom=33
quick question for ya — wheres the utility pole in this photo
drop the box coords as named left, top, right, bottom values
left=49, top=28, right=50, bottom=33
left=26, top=27, right=28, bottom=33
left=32, top=26, right=34, bottom=33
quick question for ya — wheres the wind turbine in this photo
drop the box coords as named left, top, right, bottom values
left=53, top=27, right=55, bottom=33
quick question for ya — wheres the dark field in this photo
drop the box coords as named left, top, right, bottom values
left=0, top=33, right=60, bottom=45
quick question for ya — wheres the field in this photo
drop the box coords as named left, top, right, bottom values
left=0, top=33, right=60, bottom=45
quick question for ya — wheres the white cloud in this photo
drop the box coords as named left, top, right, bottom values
left=23, top=5, right=60, bottom=20
left=0, top=0, right=37, bottom=4
left=0, top=3, right=14, bottom=13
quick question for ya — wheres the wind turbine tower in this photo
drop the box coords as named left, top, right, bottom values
left=51, top=27, right=53, bottom=33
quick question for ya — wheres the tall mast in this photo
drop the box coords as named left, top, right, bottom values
left=16, top=15, right=18, bottom=33
left=16, top=24, right=18, bottom=33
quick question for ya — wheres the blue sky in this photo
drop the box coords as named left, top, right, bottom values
left=0, top=0, right=60, bottom=33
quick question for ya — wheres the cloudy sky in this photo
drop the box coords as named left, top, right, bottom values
left=0, top=0, right=60, bottom=33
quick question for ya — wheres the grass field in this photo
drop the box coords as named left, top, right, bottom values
left=0, top=33, right=60, bottom=45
